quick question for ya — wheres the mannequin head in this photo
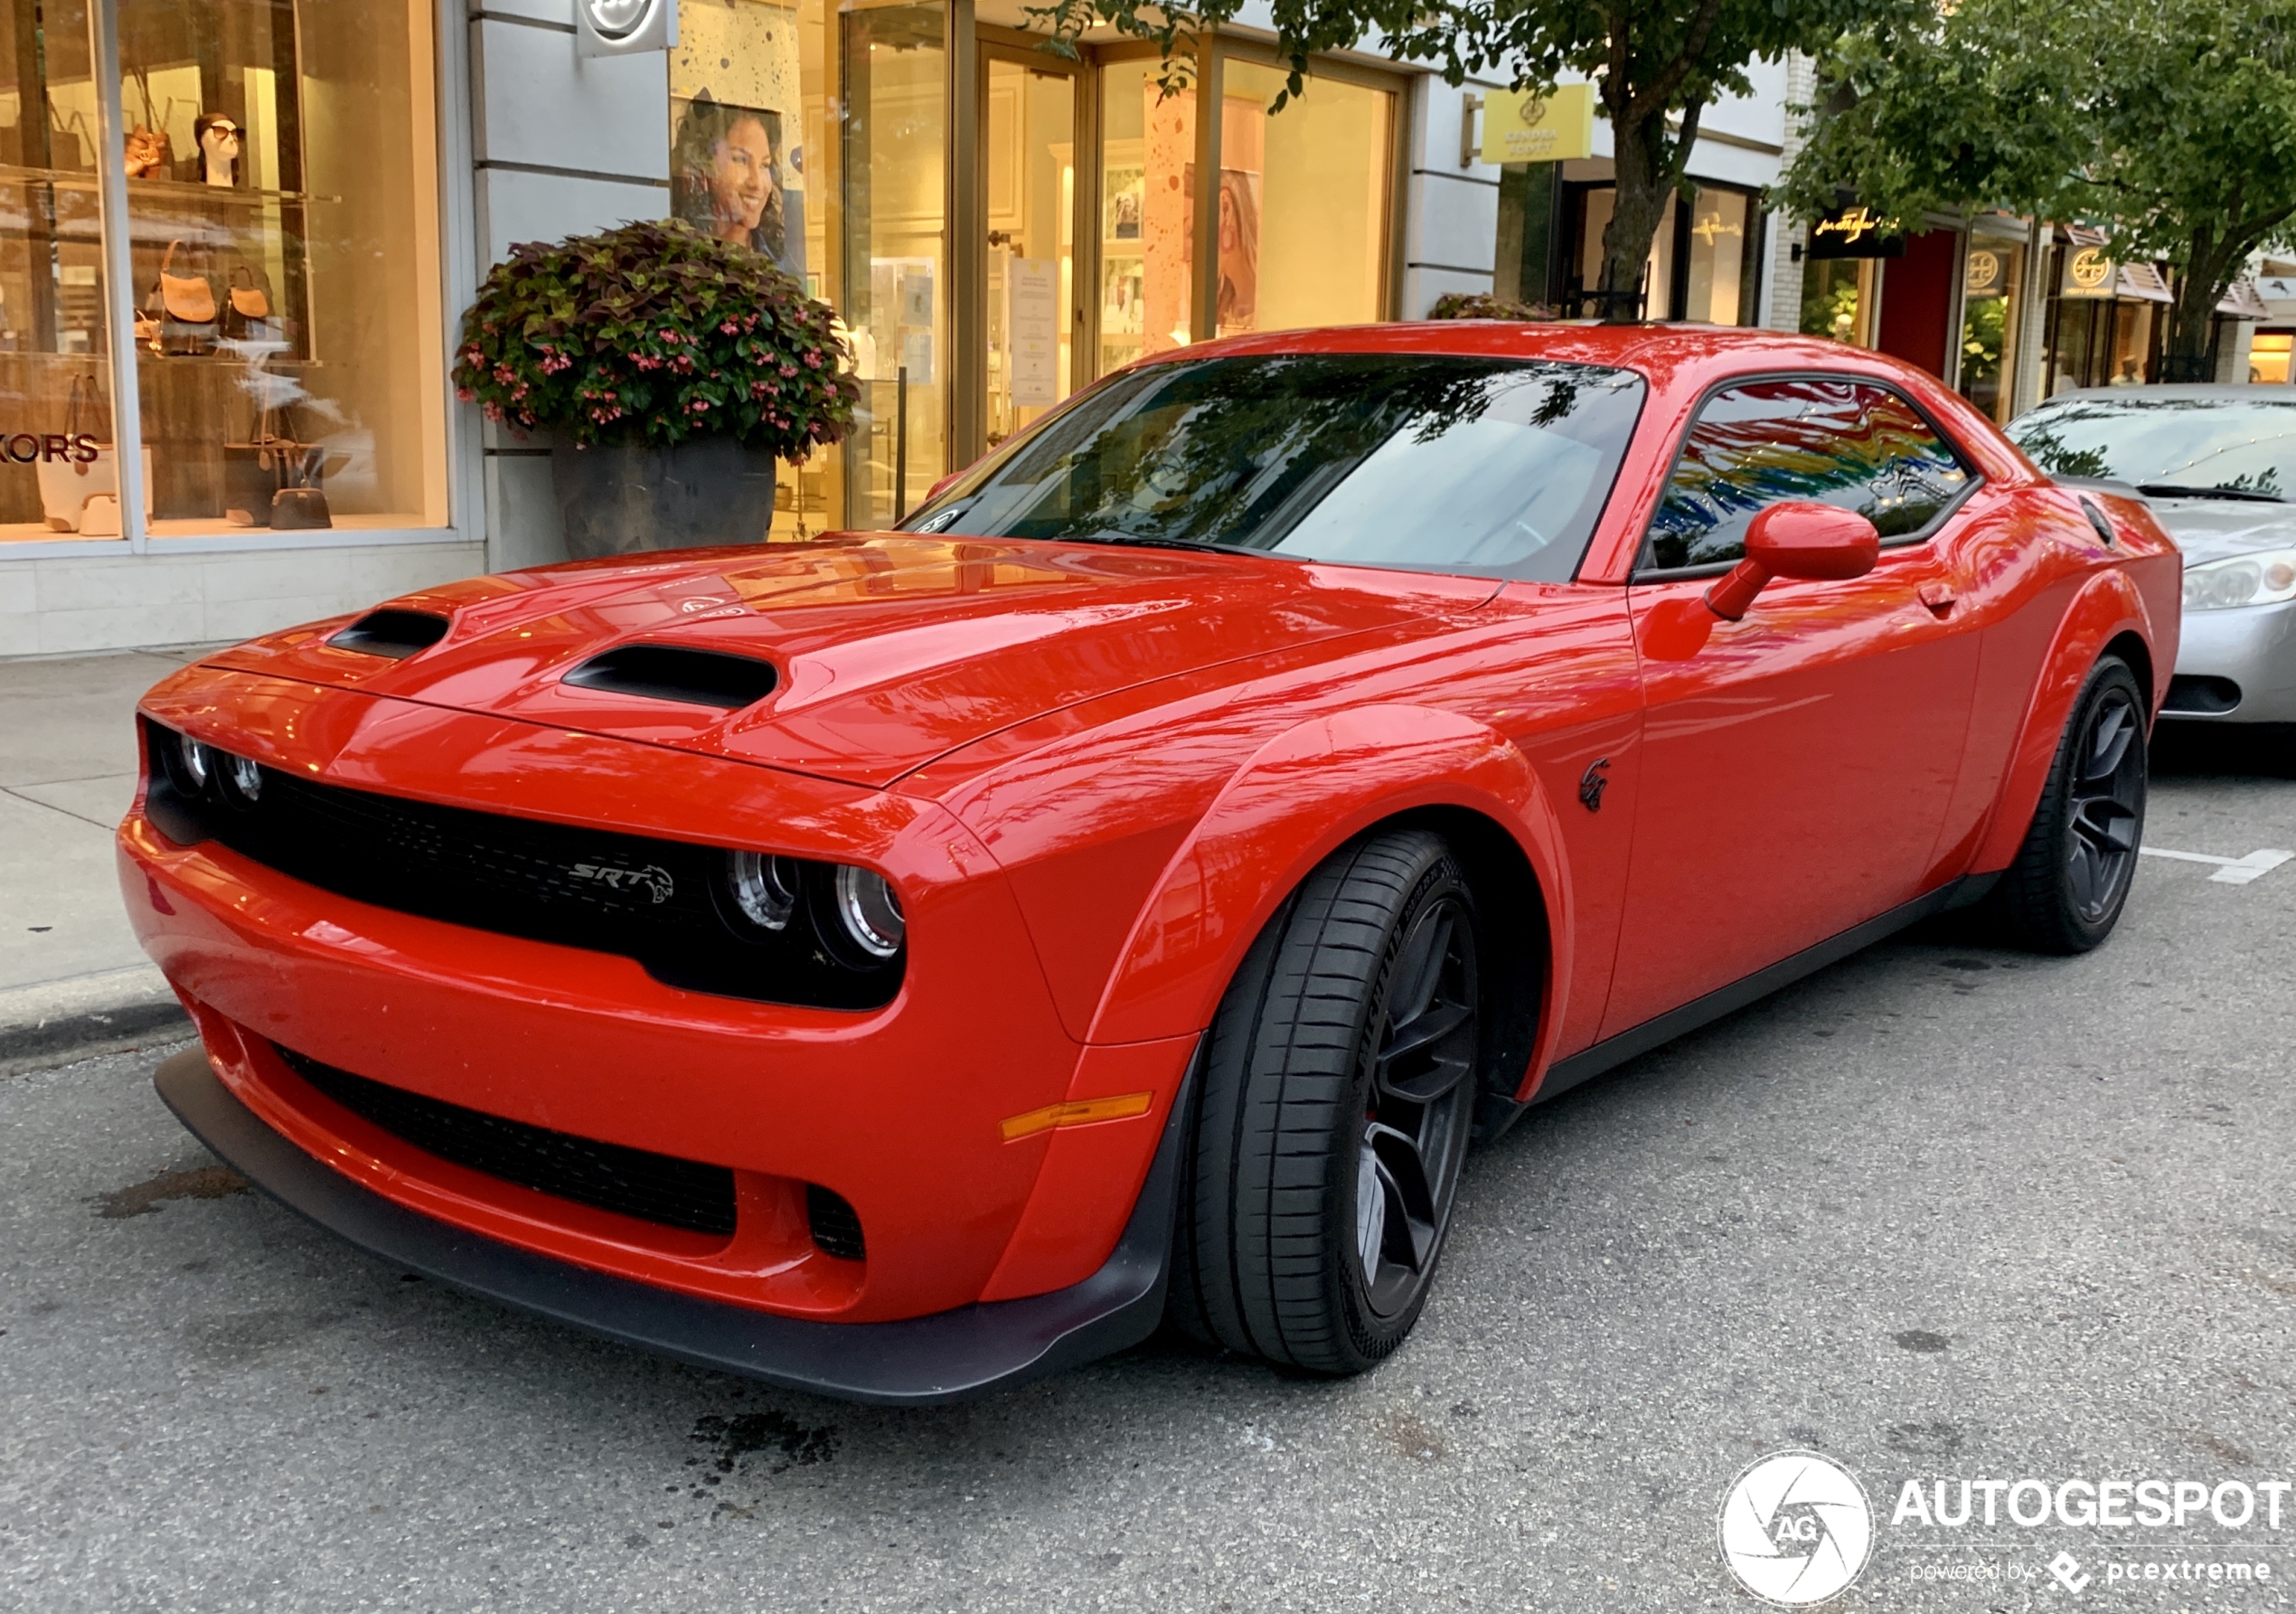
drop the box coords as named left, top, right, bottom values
left=194, top=113, right=240, bottom=187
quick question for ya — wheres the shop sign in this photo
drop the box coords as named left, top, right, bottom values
left=2061, top=245, right=2116, bottom=299
left=1807, top=204, right=1905, bottom=260
left=1, top=432, right=99, bottom=465
left=1480, top=84, right=1596, bottom=165
left=1964, top=246, right=2009, bottom=298
left=577, top=0, right=677, bottom=56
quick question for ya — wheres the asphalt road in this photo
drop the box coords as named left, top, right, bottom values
left=5, top=739, right=2292, bottom=1613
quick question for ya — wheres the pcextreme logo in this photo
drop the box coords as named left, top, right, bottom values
left=1718, top=1450, right=1875, bottom=1605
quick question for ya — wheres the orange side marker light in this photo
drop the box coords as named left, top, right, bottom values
left=999, top=1090, right=1154, bottom=1142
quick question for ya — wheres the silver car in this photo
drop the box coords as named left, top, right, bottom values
left=2009, top=385, right=2296, bottom=753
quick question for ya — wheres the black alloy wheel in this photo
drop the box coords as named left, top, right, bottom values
left=1169, top=827, right=1483, bottom=1373
left=1990, top=655, right=2149, bottom=952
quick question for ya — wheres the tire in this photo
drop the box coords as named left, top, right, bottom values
left=1987, top=655, right=2148, bottom=953
left=1168, top=827, right=1482, bottom=1373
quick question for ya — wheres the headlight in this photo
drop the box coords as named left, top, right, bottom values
left=833, top=865, right=905, bottom=959
left=221, top=751, right=263, bottom=805
left=178, top=733, right=214, bottom=790
left=2185, top=548, right=2296, bottom=610
left=723, top=850, right=802, bottom=931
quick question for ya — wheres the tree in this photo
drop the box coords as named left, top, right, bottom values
left=1024, top=0, right=1912, bottom=320
left=1783, top=0, right=2296, bottom=374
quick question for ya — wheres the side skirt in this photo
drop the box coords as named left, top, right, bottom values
left=1481, top=873, right=1999, bottom=1137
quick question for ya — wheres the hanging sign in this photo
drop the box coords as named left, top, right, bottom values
left=1806, top=203, right=1905, bottom=260
left=2061, top=244, right=2117, bottom=299
left=577, top=0, right=677, bottom=56
left=1480, top=84, right=1596, bottom=165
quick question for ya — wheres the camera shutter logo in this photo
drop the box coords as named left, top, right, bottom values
left=1717, top=1450, right=1874, bottom=1605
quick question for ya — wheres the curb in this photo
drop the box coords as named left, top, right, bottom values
left=0, top=966, right=192, bottom=1077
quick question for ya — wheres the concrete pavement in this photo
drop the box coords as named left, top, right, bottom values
left=0, top=649, right=206, bottom=1073
left=2, top=757, right=2290, bottom=1611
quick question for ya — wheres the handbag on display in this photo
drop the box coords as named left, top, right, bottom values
left=35, top=374, right=152, bottom=533
left=221, top=267, right=278, bottom=345
left=146, top=240, right=217, bottom=354
left=224, top=407, right=330, bottom=529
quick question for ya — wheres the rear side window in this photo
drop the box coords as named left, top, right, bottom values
left=1644, top=378, right=1973, bottom=571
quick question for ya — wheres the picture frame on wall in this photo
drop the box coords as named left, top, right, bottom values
left=1105, top=167, right=1143, bottom=241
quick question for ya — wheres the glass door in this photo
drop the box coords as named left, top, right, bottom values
left=981, top=48, right=1077, bottom=449
left=840, top=1, right=946, bottom=527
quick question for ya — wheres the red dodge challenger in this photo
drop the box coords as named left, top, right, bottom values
left=121, top=326, right=2177, bottom=1402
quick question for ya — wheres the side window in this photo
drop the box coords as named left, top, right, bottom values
left=1644, top=378, right=1973, bottom=571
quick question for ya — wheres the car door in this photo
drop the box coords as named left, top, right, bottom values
left=1598, top=374, right=1986, bottom=1040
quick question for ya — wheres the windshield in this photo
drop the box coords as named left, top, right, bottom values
left=902, top=354, right=1648, bottom=581
left=2008, top=394, right=2296, bottom=499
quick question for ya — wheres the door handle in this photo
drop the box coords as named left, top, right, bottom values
left=1917, top=582, right=1957, bottom=616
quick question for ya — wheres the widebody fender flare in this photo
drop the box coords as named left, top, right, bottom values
left=1082, top=703, right=1573, bottom=1085
left=1968, top=565, right=2162, bottom=876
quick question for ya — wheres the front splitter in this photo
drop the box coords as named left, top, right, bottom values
left=155, top=1045, right=1192, bottom=1406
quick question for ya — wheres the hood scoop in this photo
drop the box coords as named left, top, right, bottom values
left=329, top=609, right=451, bottom=659
left=561, top=644, right=780, bottom=710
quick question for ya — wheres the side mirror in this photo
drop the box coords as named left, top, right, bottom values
left=920, top=469, right=965, bottom=507
left=1704, top=502, right=1882, bottom=621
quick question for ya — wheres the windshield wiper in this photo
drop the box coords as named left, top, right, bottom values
left=1058, top=531, right=1280, bottom=558
left=2135, top=482, right=2287, bottom=504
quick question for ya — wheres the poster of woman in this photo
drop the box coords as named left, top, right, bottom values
left=671, top=93, right=805, bottom=280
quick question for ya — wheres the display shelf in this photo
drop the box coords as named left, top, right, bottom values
left=0, top=163, right=339, bottom=206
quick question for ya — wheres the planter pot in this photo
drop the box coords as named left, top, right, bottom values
left=550, top=436, right=778, bottom=559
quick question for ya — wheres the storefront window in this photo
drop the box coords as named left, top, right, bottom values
left=0, top=0, right=121, bottom=542
left=1218, top=57, right=1391, bottom=334
left=1098, top=56, right=1192, bottom=367
left=983, top=52, right=1076, bottom=446
left=840, top=2, right=946, bottom=525
left=111, top=0, right=446, bottom=536
left=1959, top=240, right=2024, bottom=422
left=1681, top=187, right=1748, bottom=325
left=1566, top=181, right=1755, bottom=322
left=2253, top=331, right=2292, bottom=384
left=672, top=0, right=830, bottom=533
left=1801, top=258, right=1877, bottom=346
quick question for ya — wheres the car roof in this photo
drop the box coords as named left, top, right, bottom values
left=1146, top=320, right=1886, bottom=371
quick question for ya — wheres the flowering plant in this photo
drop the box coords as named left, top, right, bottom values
left=452, top=219, right=860, bottom=457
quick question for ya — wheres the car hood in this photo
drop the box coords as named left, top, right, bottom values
left=202, top=534, right=1498, bottom=788
left=2133, top=497, right=2296, bottom=565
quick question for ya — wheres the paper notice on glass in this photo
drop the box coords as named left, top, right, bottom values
left=1007, top=258, right=1059, bottom=407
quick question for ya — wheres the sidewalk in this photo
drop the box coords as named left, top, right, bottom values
left=1, top=648, right=209, bottom=1072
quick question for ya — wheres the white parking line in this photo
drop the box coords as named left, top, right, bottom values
left=2139, top=845, right=2296, bottom=884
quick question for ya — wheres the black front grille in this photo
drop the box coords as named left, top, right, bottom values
left=278, top=1045, right=737, bottom=1236
left=142, top=719, right=899, bottom=1009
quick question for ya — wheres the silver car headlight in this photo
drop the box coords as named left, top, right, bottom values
left=2184, top=549, right=2296, bottom=611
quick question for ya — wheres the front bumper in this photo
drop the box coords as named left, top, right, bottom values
left=158, top=1043, right=1193, bottom=1405
left=125, top=667, right=1194, bottom=1326
left=2168, top=598, right=2296, bottom=723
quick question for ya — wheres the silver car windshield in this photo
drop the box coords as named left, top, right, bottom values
left=902, top=354, right=1649, bottom=582
left=2009, top=394, right=2296, bottom=499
